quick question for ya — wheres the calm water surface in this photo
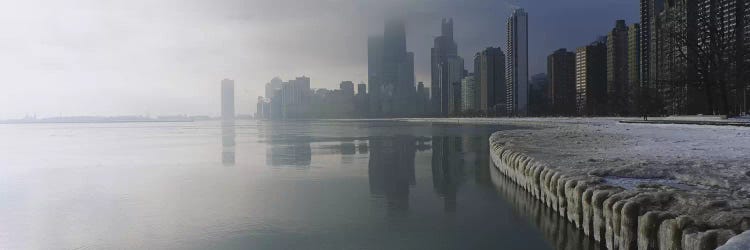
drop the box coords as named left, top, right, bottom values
left=0, top=120, right=598, bottom=249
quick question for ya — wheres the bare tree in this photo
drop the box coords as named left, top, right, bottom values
left=657, top=0, right=748, bottom=116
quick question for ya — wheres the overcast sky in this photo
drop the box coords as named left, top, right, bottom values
left=0, top=0, right=638, bottom=118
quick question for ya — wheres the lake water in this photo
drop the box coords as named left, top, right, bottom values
left=0, top=120, right=598, bottom=249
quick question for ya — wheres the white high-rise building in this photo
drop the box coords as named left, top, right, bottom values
left=506, top=8, right=529, bottom=116
left=461, top=74, right=478, bottom=112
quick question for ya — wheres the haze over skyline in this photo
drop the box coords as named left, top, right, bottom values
left=0, top=0, right=637, bottom=118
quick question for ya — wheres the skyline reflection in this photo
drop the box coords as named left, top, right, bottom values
left=368, top=136, right=417, bottom=213
left=246, top=121, right=578, bottom=249
left=431, top=136, right=465, bottom=212
left=221, top=122, right=235, bottom=166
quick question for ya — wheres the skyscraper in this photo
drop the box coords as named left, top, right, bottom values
left=695, top=0, right=749, bottom=115
left=506, top=8, right=529, bottom=116
left=280, top=76, right=311, bottom=119
left=639, top=0, right=657, bottom=112
left=438, top=56, right=465, bottom=115
left=449, top=81, right=462, bottom=115
left=368, top=18, right=416, bottom=117
left=221, top=79, right=235, bottom=122
left=367, top=36, right=384, bottom=117
left=644, top=0, right=714, bottom=114
left=607, top=20, right=631, bottom=115
left=431, top=18, right=461, bottom=116
left=547, top=48, right=577, bottom=115
left=474, top=47, right=506, bottom=115
left=628, top=23, right=642, bottom=115
left=576, top=40, right=607, bottom=116
left=461, top=74, right=478, bottom=112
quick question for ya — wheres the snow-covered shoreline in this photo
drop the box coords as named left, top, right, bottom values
left=404, top=117, right=750, bottom=249
left=405, top=117, right=750, bottom=188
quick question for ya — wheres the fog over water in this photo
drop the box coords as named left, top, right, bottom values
left=0, top=0, right=637, bottom=118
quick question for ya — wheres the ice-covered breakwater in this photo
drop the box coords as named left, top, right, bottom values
left=490, top=132, right=750, bottom=250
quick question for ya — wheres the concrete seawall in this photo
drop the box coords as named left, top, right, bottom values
left=489, top=133, right=749, bottom=250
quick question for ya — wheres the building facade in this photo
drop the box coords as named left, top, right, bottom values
left=506, top=8, right=529, bottom=116
left=474, top=47, right=506, bottom=115
left=431, top=19, right=462, bottom=116
left=529, top=73, right=549, bottom=116
left=607, top=20, right=631, bottom=115
left=368, top=19, right=416, bottom=117
left=280, top=76, right=312, bottom=119
left=461, top=74, right=478, bottom=112
left=438, top=56, right=465, bottom=115
left=547, top=48, right=577, bottom=115
left=639, top=0, right=750, bottom=115
left=628, top=23, right=642, bottom=115
left=449, top=81, right=462, bottom=115
left=575, top=40, right=607, bottom=116
left=367, top=36, right=384, bottom=117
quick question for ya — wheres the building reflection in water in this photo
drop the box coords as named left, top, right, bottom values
left=367, top=136, right=416, bottom=214
left=340, top=141, right=356, bottom=155
left=429, top=135, right=492, bottom=213
left=357, top=142, right=369, bottom=154
left=266, top=142, right=312, bottom=167
left=263, top=122, right=313, bottom=167
left=463, top=136, right=492, bottom=187
left=431, top=136, right=465, bottom=212
left=489, top=163, right=603, bottom=250
left=221, top=121, right=235, bottom=166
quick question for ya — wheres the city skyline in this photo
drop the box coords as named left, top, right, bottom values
left=0, top=0, right=639, bottom=118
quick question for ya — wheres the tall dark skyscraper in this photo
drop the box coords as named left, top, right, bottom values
left=368, top=18, right=416, bottom=117
left=431, top=18, right=463, bottom=116
left=547, top=49, right=577, bottom=116
left=576, top=40, right=607, bottom=116
left=506, top=8, right=529, bottom=116
left=628, top=23, right=642, bottom=115
left=639, top=0, right=657, bottom=110
left=607, top=20, right=631, bottom=115
left=474, top=47, right=506, bottom=114
left=221, top=79, right=235, bottom=122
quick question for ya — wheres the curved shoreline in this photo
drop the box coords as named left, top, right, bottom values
left=489, top=132, right=748, bottom=250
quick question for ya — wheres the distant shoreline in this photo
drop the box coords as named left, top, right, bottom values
left=0, top=119, right=197, bottom=125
